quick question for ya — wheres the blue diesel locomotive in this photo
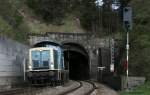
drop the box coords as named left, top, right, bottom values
left=26, top=42, right=69, bottom=85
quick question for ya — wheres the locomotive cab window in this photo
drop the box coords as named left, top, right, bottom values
left=31, top=50, right=40, bottom=69
left=41, top=50, right=50, bottom=67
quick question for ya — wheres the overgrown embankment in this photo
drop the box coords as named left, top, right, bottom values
left=120, top=81, right=150, bottom=95
left=0, top=0, right=29, bottom=43
left=128, top=0, right=150, bottom=80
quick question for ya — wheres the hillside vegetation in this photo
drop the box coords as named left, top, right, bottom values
left=0, top=0, right=120, bottom=39
left=0, top=0, right=29, bottom=43
left=25, top=0, right=121, bottom=34
left=128, top=0, right=150, bottom=80
left=120, top=81, right=150, bottom=95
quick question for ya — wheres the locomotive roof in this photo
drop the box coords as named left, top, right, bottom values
left=33, top=41, right=61, bottom=48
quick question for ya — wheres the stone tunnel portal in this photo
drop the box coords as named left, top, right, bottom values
left=63, top=43, right=90, bottom=80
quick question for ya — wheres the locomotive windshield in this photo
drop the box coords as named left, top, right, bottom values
left=41, top=50, right=50, bottom=67
left=31, top=50, right=50, bottom=69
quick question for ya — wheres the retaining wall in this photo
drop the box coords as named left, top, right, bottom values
left=121, top=76, right=146, bottom=90
left=0, top=36, right=28, bottom=90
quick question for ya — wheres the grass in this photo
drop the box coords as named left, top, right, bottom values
left=120, top=82, right=150, bottom=95
left=22, top=5, right=85, bottom=33
left=25, top=15, right=85, bottom=33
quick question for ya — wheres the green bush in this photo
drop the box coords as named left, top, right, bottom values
left=0, top=0, right=23, bottom=27
left=0, top=0, right=29, bottom=43
left=26, top=0, right=67, bottom=25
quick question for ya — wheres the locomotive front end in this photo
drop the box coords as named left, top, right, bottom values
left=26, top=44, right=68, bottom=85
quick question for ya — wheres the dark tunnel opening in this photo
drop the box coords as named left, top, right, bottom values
left=63, top=43, right=90, bottom=80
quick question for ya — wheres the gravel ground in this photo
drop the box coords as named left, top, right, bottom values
left=35, top=80, right=80, bottom=95
left=8, top=80, right=79, bottom=95
left=91, top=82, right=118, bottom=95
left=45, top=81, right=118, bottom=95
left=0, top=80, right=118, bottom=95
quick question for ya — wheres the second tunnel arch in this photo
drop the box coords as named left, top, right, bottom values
left=62, top=42, right=90, bottom=80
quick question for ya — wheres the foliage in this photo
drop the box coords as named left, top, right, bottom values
left=0, top=0, right=29, bottom=43
left=0, top=16, right=28, bottom=43
left=26, top=0, right=67, bottom=25
left=120, top=0, right=131, bottom=6
left=0, top=0, right=23, bottom=27
left=79, top=0, right=97, bottom=31
left=127, top=0, right=150, bottom=79
left=72, top=0, right=119, bottom=32
left=26, top=0, right=119, bottom=33
left=120, top=81, right=150, bottom=95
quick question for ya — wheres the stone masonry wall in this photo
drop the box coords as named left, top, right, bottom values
left=0, top=36, right=28, bottom=90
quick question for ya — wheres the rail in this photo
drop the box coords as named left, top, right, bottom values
left=84, top=80, right=97, bottom=95
left=0, top=88, right=24, bottom=95
left=58, top=81, right=82, bottom=95
left=58, top=80, right=96, bottom=95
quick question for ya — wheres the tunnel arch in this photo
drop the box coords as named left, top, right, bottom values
left=33, top=41, right=61, bottom=47
left=62, top=42, right=90, bottom=80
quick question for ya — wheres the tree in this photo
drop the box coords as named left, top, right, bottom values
left=0, top=0, right=23, bottom=28
left=0, top=0, right=29, bottom=43
left=127, top=0, right=150, bottom=79
left=27, top=0, right=67, bottom=25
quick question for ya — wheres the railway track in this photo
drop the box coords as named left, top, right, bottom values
left=84, top=80, right=97, bottom=95
left=0, top=87, right=43, bottom=95
left=0, top=88, right=24, bottom=95
left=58, top=80, right=97, bottom=95
left=0, top=80, right=96, bottom=95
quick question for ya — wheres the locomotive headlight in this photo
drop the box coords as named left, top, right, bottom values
left=51, top=64, right=54, bottom=69
left=28, top=65, right=32, bottom=70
